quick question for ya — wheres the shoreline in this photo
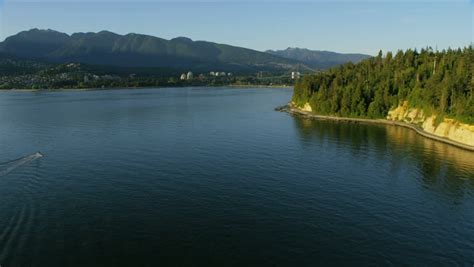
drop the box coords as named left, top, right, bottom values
left=0, top=84, right=292, bottom=92
left=277, top=104, right=474, bottom=152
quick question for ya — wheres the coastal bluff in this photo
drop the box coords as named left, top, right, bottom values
left=282, top=102, right=474, bottom=151
left=387, top=102, right=474, bottom=147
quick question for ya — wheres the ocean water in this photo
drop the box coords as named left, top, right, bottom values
left=0, top=87, right=473, bottom=266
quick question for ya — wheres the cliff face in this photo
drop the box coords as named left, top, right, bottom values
left=291, top=101, right=312, bottom=112
left=290, top=101, right=474, bottom=148
left=301, top=102, right=312, bottom=112
left=387, top=102, right=474, bottom=147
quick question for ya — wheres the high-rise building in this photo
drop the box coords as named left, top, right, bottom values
left=187, top=71, right=194, bottom=80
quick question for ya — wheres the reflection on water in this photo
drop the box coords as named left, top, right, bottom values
left=385, top=125, right=474, bottom=198
left=0, top=88, right=473, bottom=266
left=292, top=116, right=474, bottom=198
left=385, top=125, right=474, bottom=170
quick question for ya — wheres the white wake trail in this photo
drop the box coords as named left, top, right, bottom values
left=0, top=152, right=43, bottom=177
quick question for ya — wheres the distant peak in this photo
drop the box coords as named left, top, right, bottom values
left=27, top=28, right=47, bottom=32
left=267, top=47, right=308, bottom=53
left=171, top=37, right=193, bottom=43
left=12, top=28, right=71, bottom=40
left=286, top=47, right=309, bottom=51
left=97, top=30, right=120, bottom=36
left=23, top=28, right=65, bottom=34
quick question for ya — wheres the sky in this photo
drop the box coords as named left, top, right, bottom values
left=0, top=0, right=472, bottom=55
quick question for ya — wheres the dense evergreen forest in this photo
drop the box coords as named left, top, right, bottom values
left=293, top=46, right=473, bottom=124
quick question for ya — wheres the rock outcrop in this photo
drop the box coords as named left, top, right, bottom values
left=387, top=101, right=474, bottom=147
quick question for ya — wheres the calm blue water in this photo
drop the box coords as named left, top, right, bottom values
left=0, top=87, right=473, bottom=266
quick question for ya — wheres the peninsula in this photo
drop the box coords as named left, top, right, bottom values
left=287, top=47, right=474, bottom=150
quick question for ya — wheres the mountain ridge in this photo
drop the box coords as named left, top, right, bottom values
left=0, top=29, right=303, bottom=72
left=266, top=47, right=371, bottom=69
left=0, top=29, right=370, bottom=73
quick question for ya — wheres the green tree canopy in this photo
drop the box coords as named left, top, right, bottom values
left=293, top=46, right=473, bottom=124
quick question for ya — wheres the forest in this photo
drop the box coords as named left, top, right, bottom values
left=292, top=46, right=473, bottom=124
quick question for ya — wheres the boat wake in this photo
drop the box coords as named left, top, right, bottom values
left=0, top=152, right=44, bottom=177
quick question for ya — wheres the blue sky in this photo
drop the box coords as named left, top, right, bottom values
left=0, top=0, right=472, bottom=55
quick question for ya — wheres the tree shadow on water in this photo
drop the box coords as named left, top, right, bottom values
left=292, top=116, right=474, bottom=199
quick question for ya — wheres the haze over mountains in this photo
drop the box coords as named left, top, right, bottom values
left=266, top=48, right=371, bottom=69
left=0, top=29, right=371, bottom=73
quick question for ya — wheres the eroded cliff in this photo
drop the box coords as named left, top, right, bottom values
left=387, top=102, right=474, bottom=147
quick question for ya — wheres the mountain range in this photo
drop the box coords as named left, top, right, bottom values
left=266, top=48, right=371, bottom=69
left=0, top=29, right=371, bottom=73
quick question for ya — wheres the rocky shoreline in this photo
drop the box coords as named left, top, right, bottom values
left=276, top=104, right=474, bottom=152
